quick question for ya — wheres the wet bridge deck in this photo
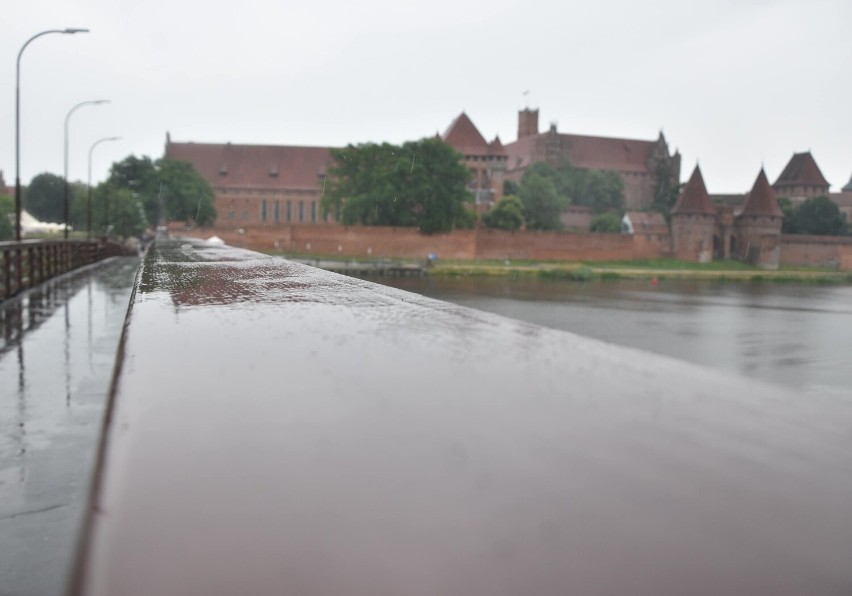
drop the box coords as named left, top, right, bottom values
left=0, top=257, right=139, bottom=596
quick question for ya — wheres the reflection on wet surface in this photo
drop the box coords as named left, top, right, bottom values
left=366, top=275, right=852, bottom=393
left=0, top=257, right=139, bottom=596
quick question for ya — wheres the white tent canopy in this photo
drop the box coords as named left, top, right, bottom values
left=20, top=210, right=66, bottom=235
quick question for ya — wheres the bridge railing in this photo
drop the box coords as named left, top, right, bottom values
left=0, top=240, right=118, bottom=300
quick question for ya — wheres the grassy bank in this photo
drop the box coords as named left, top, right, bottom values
left=430, top=259, right=852, bottom=284
left=266, top=251, right=852, bottom=284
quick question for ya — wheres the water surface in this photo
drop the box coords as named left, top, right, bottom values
left=365, top=275, right=852, bottom=394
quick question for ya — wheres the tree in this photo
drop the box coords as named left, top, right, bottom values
left=519, top=169, right=564, bottom=230
left=105, top=155, right=216, bottom=227
left=81, top=185, right=147, bottom=238
left=483, top=195, right=525, bottom=231
left=503, top=179, right=520, bottom=197
left=0, top=194, right=13, bottom=241
left=572, top=169, right=625, bottom=213
left=589, top=212, right=622, bottom=233
left=322, top=137, right=474, bottom=234
left=515, top=160, right=625, bottom=223
left=651, top=156, right=680, bottom=215
left=159, top=160, right=217, bottom=225
left=24, top=172, right=66, bottom=223
left=783, top=196, right=848, bottom=236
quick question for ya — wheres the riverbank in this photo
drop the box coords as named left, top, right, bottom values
left=432, top=260, right=852, bottom=283
left=273, top=252, right=852, bottom=284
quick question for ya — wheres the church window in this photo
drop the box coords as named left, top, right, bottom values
left=299, top=201, right=305, bottom=222
left=286, top=200, right=292, bottom=222
left=261, top=200, right=267, bottom=222
left=274, top=200, right=280, bottom=222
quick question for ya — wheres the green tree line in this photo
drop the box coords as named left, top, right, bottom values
left=780, top=196, right=849, bottom=236
left=321, top=137, right=475, bottom=234
left=17, top=157, right=215, bottom=239
left=485, top=161, right=625, bottom=232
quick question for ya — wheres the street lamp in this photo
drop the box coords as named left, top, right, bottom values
left=15, top=27, right=89, bottom=241
left=64, top=99, right=109, bottom=239
left=88, top=136, right=121, bottom=240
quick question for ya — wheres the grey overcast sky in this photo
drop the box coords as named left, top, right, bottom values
left=2, top=0, right=850, bottom=193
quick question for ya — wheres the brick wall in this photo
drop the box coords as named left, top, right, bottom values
left=177, top=224, right=852, bottom=270
left=780, top=235, right=852, bottom=270
left=183, top=224, right=670, bottom=262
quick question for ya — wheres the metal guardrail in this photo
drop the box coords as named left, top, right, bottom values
left=0, top=240, right=118, bottom=300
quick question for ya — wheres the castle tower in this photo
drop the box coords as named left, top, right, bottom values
left=735, top=169, right=784, bottom=269
left=670, top=165, right=717, bottom=262
left=772, top=152, right=830, bottom=202
left=443, top=112, right=507, bottom=210
left=517, top=108, right=539, bottom=139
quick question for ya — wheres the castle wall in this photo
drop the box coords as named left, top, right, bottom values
left=214, top=188, right=327, bottom=227
left=175, top=222, right=852, bottom=271
left=621, top=172, right=655, bottom=210
left=671, top=214, right=715, bottom=263
left=179, top=224, right=669, bottom=262
left=734, top=216, right=783, bottom=269
left=779, top=235, right=852, bottom=271
left=474, top=229, right=667, bottom=261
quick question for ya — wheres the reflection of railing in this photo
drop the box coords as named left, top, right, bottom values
left=0, top=240, right=114, bottom=300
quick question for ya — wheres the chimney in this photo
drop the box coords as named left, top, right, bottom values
left=518, top=108, right=539, bottom=139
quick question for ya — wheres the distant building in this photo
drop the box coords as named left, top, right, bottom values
left=441, top=113, right=508, bottom=213
left=165, top=135, right=333, bottom=226
left=671, top=166, right=783, bottom=268
left=833, top=173, right=852, bottom=223
left=772, top=151, right=830, bottom=202
left=0, top=171, right=8, bottom=196
left=621, top=212, right=668, bottom=236
left=503, top=108, right=681, bottom=210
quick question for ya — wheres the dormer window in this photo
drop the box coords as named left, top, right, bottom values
left=219, top=166, right=228, bottom=176
left=269, top=166, right=279, bottom=177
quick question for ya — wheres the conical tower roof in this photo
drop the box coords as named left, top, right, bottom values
left=487, top=135, right=507, bottom=157
left=843, top=172, right=852, bottom=192
left=741, top=169, right=783, bottom=217
left=773, top=152, right=829, bottom=188
left=442, top=112, right=488, bottom=154
left=671, top=165, right=716, bottom=215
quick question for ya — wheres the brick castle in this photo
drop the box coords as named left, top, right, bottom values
left=165, top=109, right=852, bottom=269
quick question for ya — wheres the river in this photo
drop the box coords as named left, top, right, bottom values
left=362, top=275, right=852, bottom=395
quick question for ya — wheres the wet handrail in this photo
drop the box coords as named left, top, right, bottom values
left=0, top=239, right=114, bottom=300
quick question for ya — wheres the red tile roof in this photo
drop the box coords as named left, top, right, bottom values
left=487, top=136, right=507, bottom=157
left=443, top=113, right=489, bottom=155
left=504, top=132, right=656, bottom=174
left=830, top=191, right=852, bottom=207
left=671, top=166, right=716, bottom=215
left=562, top=133, right=655, bottom=173
left=741, top=169, right=783, bottom=217
left=624, top=211, right=668, bottom=234
left=773, top=152, right=829, bottom=189
left=166, top=141, right=332, bottom=191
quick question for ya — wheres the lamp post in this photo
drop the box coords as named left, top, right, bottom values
left=15, top=28, right=89, bottom=241
left=64, top=99, right=108, bottom=239
left=88, top=136, right=120, bottom=239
